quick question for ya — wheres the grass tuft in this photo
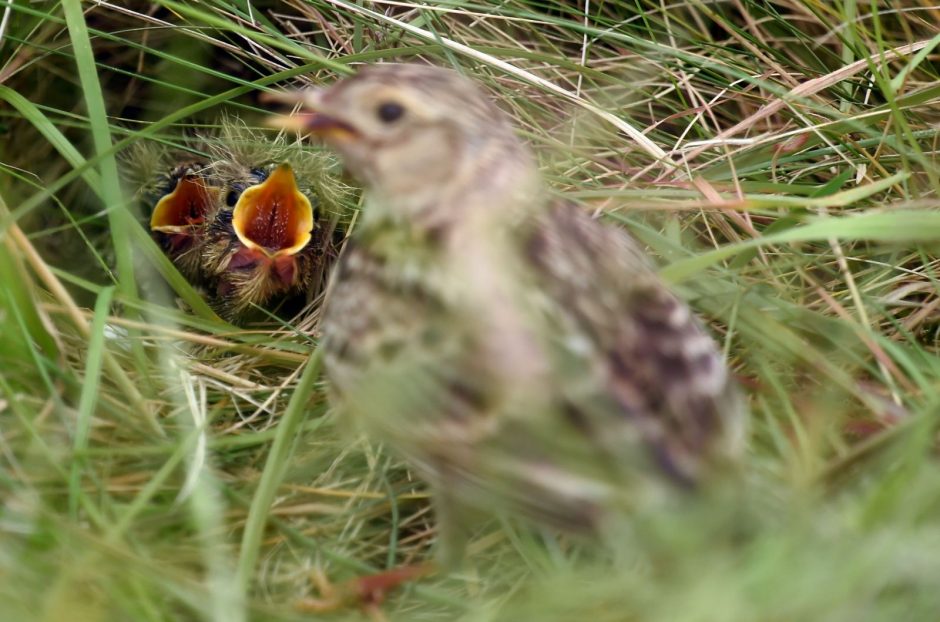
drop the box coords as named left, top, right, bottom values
left=0, top=1, right=938, bottom=620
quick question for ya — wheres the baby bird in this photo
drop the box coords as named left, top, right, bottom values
left=271, top=64, right=745, bottom=562
left=202, top=162, right=327, bottom=318
left=127, top=120, right=347, bottom=321
left=147, top=161, right=222, bottom=283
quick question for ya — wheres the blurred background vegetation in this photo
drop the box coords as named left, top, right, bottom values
left=0, top=1, right=939, bottom=620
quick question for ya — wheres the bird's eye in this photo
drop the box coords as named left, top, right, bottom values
left=376, top=101, right=405, bottom=123
left=225, top=185, right=245, bottom=207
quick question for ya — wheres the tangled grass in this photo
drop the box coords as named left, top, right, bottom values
left=0, top=1, right=938, bottom=620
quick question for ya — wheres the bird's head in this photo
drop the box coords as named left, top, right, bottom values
left=150, top=165, right=220, bottom=234
left=268, top=64, right=538, bottom=217
left=230, top=162, right=314, bottom=259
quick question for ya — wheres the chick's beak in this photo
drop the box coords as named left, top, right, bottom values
left=150, top=174, right=220, bottom=232
left=263, top=88, right=359, bottom=143
left=231, top=163, right=314, bottom=258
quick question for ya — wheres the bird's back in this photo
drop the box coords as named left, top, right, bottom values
left=523, top=202, right=745, bottom=487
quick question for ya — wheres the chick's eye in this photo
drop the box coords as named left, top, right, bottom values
left=225, top=188, right=240, bottom=207
left=377, top=101, right=405, bottom=123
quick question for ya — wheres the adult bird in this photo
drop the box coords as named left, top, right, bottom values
left=270, top=64, right=745, bottom=564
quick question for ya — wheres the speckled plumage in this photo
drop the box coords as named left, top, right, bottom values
left=277, top=64, right=745, bottom=559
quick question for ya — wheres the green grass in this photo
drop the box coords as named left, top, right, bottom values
left=1, top=1, right=939, bottom=620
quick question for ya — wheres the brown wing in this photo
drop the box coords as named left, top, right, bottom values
left=525, top=201, right=744, bottom=485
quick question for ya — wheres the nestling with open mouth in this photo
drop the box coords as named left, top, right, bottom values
left=201, top=162, right=327, bottom=318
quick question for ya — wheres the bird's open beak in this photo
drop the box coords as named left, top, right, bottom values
left=263, top=88, right=359, bottom=142
left=231, top=163, right=314, bottom=258
left=150, top=174, right=220, bottom=232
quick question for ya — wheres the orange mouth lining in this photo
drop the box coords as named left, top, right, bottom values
left=231, top=163, right=314, bottom=257
left=150, top=175, right=220, bottom=232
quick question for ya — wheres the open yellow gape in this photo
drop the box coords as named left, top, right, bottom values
left=150, top=173, right=220, bottom=232
left=231, top=163, right=313, bottom=257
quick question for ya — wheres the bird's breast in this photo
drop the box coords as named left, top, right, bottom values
left=320, top=241, right=455, bottom=393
